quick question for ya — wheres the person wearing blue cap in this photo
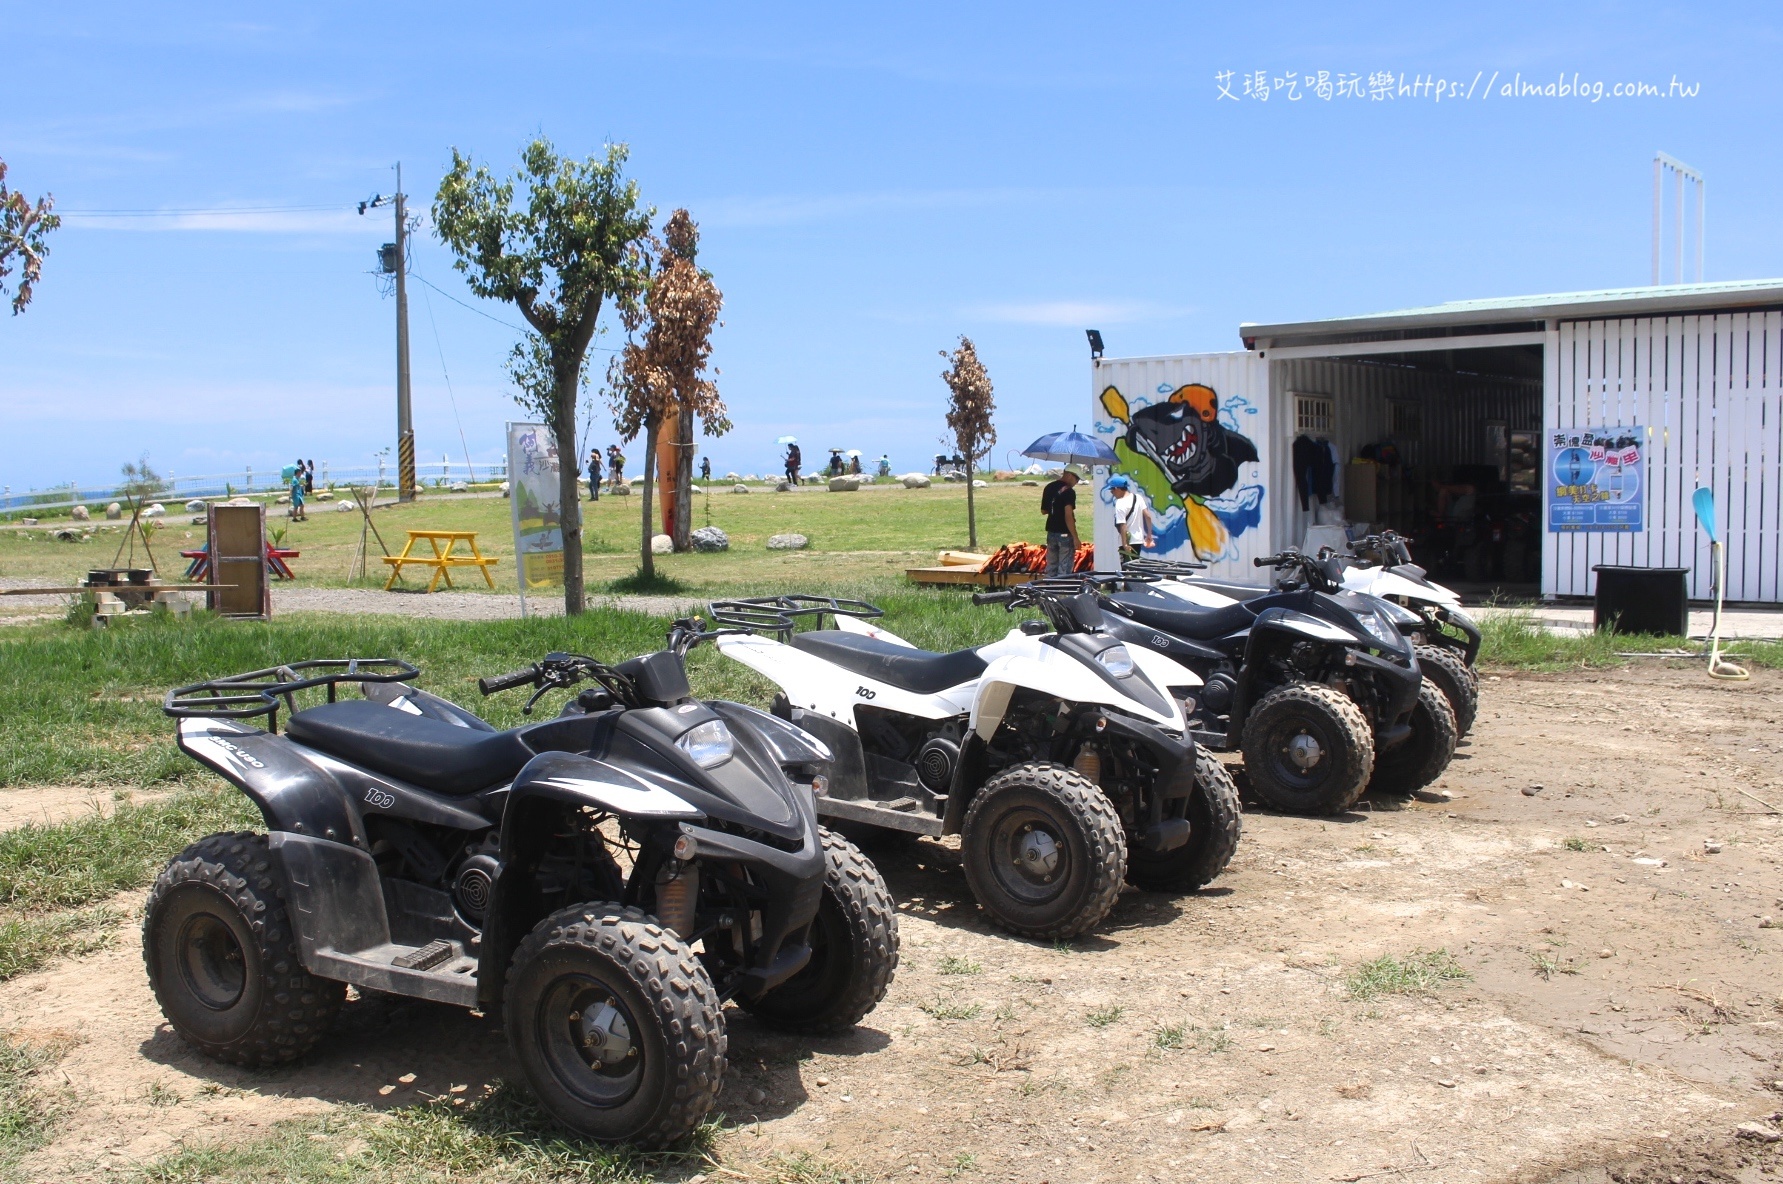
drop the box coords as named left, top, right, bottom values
left=1107, top=473, right=1152, bottom=558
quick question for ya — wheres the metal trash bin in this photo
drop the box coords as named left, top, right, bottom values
left=1591, top=565, right=1689, bottom=635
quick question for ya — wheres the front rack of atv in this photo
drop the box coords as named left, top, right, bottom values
left=164, top=658, right=420, bottom=731
left=706, top=594, right=883, bottom=640
left=1123, top=556, right=1207, bottom=580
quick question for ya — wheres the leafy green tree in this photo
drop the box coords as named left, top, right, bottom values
left=0, top=158, right=60, bottom=315
left=941, top=336, right=997, bottom=548
left=434, top=139, right=653, bottom=614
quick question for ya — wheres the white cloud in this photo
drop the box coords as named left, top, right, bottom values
left=60, top=208, right=366, bottom=234
left=964, top=300, right=1192, bottom=327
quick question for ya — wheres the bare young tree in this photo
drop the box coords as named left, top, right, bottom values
left=607, top=209, right=727, bottom=576
left=0, top=159, right=60, bottom=315
left=433, top=139, right=653, bottom=614
left=940, top=336, right=997, bottom=548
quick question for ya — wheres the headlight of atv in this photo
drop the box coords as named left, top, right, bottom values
left=1356, top=609, right=1400, bottom=649
left=1444, top=605, right=1476, bottom=630
left=677, top=720, right=734, bottom=768
left=1096, top=644, right=1135, bottom=677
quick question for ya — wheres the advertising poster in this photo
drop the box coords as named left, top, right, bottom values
left=506, top=422, right=564, bottom=614
left=1548, top=426, right=1644, bottom=533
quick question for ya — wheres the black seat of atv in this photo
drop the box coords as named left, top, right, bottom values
left=1104, top=590, right=1257, bottom=641
left=286, top=700, right=532, bottom=795
left=789, top=631, right=987, bottom=695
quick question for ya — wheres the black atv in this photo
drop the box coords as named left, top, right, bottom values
left=143, top=618, right=898, bottom=1147
left=1083, top=551, right=1457, bottom=814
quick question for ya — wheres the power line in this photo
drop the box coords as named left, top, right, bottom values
left=59, top=204, right=351, bottom=217
left=411, top=272, right=619, bottom=350
left=419, top=286, right=478, bottom=484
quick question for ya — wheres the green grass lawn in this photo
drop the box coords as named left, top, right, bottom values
left=0, top=480, right=1052, bottom=594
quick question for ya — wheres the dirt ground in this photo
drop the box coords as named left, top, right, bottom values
left=5, top=663, right=1783, bottom=1182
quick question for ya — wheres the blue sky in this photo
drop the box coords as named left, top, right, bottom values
left=3, top=2, right=1778, bottom=492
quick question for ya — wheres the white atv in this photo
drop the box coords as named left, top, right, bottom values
left=706, top=590, right=1241, bottom=941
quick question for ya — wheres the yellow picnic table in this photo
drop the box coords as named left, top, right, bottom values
left=383, top=530, right=501, bottom=592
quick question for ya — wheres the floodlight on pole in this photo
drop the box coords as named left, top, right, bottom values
left=1652, top=152, right=1705, bottom=286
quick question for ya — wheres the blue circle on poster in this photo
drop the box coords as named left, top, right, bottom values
left=1554, top=447, right=1595, bottom=487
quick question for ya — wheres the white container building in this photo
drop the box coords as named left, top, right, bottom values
left=1089, top=279, right=1783, bottom=603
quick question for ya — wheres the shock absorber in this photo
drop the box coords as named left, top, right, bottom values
left=654, top=861, right=699, bottom=938
left=1072, top=747, right=1102, bottom=786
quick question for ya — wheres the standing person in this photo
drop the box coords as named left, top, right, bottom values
left=786, top=443, right=801, bottom=484
left=877, top=454, right=891, bottom=478
left=304, top=459, right=315, bottom=495
left=1107, top=474, right=1152, bottom=559
left=700, top=456, right=711, bottom=483
left=587, top=447, right=603, bottom=500
left=1040, top=469, right=1080, bottom=576
left=848, top=453, right=862, bottom=476
left=289, top=464, right=308, bottom=522
left=607, top=444, right=625, bottom=490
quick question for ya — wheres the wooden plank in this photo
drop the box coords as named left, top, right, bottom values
left=904, top=567, right=1038, bottom=587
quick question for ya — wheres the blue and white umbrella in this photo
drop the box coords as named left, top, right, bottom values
left=1022, top=427, right=1117, bottom=467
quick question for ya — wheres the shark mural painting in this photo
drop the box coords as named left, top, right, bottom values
left=1099, top=382, right=1265, bottom=560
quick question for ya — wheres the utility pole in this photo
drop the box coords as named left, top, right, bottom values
left=394, top=164, right=414, bottom=501
left=360, top=164, right=416, bottom=502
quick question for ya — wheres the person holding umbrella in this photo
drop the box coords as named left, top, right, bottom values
left=1040, top=468, right=1080, bottom=576
left=1022, top=426, right=1119, bottom=576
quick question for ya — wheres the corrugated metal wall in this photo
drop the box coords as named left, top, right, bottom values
left=1266, top=358, right=1542, bottom=548
left=1088, top=353, right=1271, bottom=577
left=1544, top=312, right=1783, bottom=601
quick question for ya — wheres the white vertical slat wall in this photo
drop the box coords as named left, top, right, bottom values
left=1089, top=352, right=1271, bottom=576
left=1544, top=312, right=1783, bottom=601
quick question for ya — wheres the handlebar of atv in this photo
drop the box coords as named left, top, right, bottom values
left=477, top=665, right=540, bottom=696
left=971, top=590, right=1016, bottom=605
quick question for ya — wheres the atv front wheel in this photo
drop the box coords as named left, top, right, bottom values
left=1241, top=683, right=1375, bottom=815
left=1126, top=750, right=1243, bottom=893
left=1368, top=678, right=1458, bottom=796
left=142, top=831, right=343, bottom=1067
left=505, top=904, right=725, bottom=1148
left=1414, top=644, right=1478, bottom=737
left=742, top=829, right=899, bottom=1034
left=960, top=762, right=1127, bottom=941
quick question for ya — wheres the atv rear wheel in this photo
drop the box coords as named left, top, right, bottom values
left=742, top=829, right=899, bottom=1035
left=960, top=762, right=1126, bottom=941
left=142, top=832, right=343, bottom=1067
left=505, top=904, right=725, bottom=1148
left=1414, top=644, right=1478, bottom=737
left=1126, top=750, right=1243, bottom=893
left=1368, top=678, right=1458, bottom=796
left=1240, top=683, right=1375, bottom=815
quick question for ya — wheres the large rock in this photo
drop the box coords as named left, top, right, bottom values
left=943, top=471, right=964, bottom=482
left=1021, top=479, right=1039, bottom=487
left=972, top=479, right=987, bottom=488
left=775, top=480, right=793, bottom=492
left=450, top=481, right=468, bottom=493
left=651, top=533, right=673, bottom=554
left=337, top=500, right=357, bottom=512
left=500, top=481, right=511, bottom=497
left=143, top=503, right=166, bottom=518
left=828, top=476, right=860, bottom=492
left=105, top=502, right=122, bottom=520
left=691, top=526, right=730, bottom=553
left=185, top=499, right=206, bottom=513
left=611, top=483, right=631, bottom=496
left=901, top=474, right=932, bottom=489
left=725, top=472, right=741, bottom=482
left=316, top=489, right=335, bottom=501
left=732, top=483, right=749, bottom=494
left=70, top=505, right=90, bottom=521
left=767, top=533, right=809, bottom=551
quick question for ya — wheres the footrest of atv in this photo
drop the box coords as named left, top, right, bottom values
left=309, top=941, right=480, bottom=1007
left=816, top=795, right=944, bottom=837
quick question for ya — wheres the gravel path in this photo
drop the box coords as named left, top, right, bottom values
left=0, top=578, right=703, bottom=622
left=271, top=586, right=703, bottom=620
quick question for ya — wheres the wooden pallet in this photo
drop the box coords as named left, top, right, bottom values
left=905, top=566, right=1038, bottom=588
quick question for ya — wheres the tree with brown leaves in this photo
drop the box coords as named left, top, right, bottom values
left=607, top=209, right=727, bottom=577
left=0, top=159, right=61, bottom=315
left=433, top=139, right=653, bottom=615
left=941, top=336, right=997, bottom=549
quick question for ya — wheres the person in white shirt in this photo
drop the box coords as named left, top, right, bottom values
left=1108, top=474, right=1152, bottom=557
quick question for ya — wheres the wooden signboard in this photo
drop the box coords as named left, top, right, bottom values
left=207, top=503, right=269, bottom=618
